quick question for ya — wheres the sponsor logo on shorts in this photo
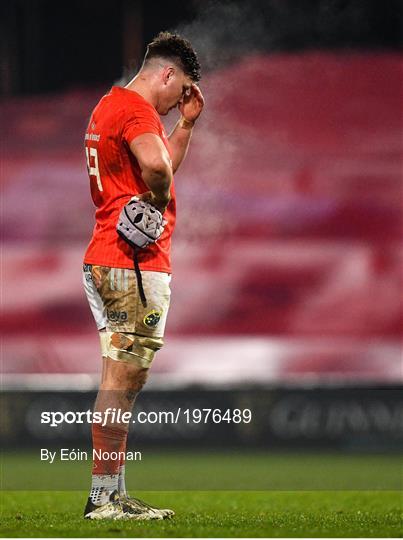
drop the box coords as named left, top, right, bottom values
left=83, top=264, right=92, bottom=282
left=143, top=310, right=162, bottom=328
left=107, top=309, right=128, bottom=322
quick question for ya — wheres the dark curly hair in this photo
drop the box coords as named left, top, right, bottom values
left=144, top=31, right=201, bottom=82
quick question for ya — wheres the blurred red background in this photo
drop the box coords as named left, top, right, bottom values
left=2, top=51, right=401, bottom=386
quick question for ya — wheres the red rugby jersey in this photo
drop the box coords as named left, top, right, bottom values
left=83, top=86, right=176, bottom=272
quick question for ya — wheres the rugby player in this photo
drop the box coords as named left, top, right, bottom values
left=82, top=31, right=204, bottom=520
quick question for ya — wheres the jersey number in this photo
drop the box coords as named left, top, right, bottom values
left=85, top=147, right=103, bottom=192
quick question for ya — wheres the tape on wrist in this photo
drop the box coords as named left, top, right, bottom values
left=179, top=117, right=195, bottom=130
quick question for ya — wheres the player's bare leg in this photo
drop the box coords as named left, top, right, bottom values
left=84, top=356, right=148, bottom=519
left=84, top=349, right=174, bottom=520
left=98, top=358, right=174, bottom=519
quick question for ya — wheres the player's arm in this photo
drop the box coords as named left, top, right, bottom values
left=129, top=133, right=173, bottom=213
left=168, top=84, right=205, bottom=173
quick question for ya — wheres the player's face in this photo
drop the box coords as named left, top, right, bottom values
left=158, top=67, right=193, bottom=115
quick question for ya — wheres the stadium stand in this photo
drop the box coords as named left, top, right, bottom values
left=2, top=52, right=402, bottom=384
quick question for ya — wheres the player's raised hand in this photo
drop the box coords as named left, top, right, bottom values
left=178, top=83, right=205, bottom=123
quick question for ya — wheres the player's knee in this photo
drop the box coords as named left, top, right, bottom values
left=100, top=331, right=164, bottom=369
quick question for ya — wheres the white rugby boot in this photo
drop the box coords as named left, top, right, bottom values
left=84, top=490, right=152, bottom=520
left=119, top=494, right=175, bottom=519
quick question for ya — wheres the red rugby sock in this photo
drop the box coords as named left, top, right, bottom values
left=92, top=423, right=127, bottom=475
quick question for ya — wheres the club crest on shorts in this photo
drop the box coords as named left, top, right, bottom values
left=143, top=309, right=162, bottom=328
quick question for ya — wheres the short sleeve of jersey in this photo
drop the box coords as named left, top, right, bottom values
left=122, top=104, right=160, bottom=145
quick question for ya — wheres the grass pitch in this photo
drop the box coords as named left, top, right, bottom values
left=1, top=490, right=401, bottom=537
left=1, top=451, right=402, bottom=537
